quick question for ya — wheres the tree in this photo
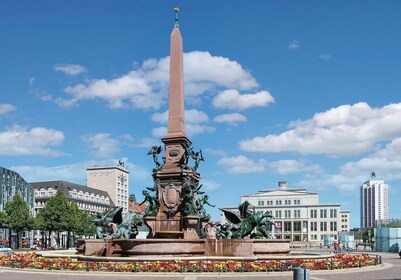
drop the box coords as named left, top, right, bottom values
left=0, top=211, right=7, bottom=228
left=4, top=195, right=34, bottom=249
left=40, top=191, right=73, bottom=248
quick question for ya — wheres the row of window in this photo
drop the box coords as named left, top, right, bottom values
left=310, top=209, right=338, bottom=219
left=269, top=209, right=302, bottom=219
left=310, top=221, right=337, bottom=232
left=258, top=199, right=301, bottom=206
left=35, top=201, right=107, bottom=213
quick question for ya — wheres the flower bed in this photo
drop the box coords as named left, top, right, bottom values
left=0, top=253, right=378, bottom=273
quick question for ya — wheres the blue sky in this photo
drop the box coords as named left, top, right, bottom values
left=1, top=1, right=401, bottom=227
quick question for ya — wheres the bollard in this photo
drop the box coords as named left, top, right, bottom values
left=293, top=267, right=311, bottom=280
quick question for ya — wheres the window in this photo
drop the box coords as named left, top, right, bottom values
left=266, top=200, right=273, bottom=206
left=275, top=210, right=282, bottom=219
left=284, top=210, right=291, bottom=219
left=293, top=221, right=301, bottom=232
left=310, top=209, right=317, bottom=218
left=320, top=222, right=327, bottom=231
left=330, top=209, right=337, bottom=218
left=294, top=199, right=300, bottom=205
left=284, top=199, right=291, bottom=205
left=284, top=221, right=292, bottom=232
left=320, top=209, right=327, bottom=218
left=258, top=200, right=264, bottom=206
left=276, top=200, right=282, bottom=206
left=310, top=222, right=318, bottom=231
left=330, top=221, right=337, bottom=231
left=294, top=210, right=301, bottom=218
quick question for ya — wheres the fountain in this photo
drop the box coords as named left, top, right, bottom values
left=77, top=8, right=290, bottom=258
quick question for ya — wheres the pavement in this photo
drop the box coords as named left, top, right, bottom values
left=0, top=249, right=400, bottom=280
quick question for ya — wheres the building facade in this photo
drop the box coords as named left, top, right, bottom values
left=86, top=162, right=129, bottom=215
left=221, top=181, right=350, bottom=243
left=31, top=180, right=114, bottom=215
left=0, top=167, right=35, bottom=241
left=360, top=178, right=389, bottom=228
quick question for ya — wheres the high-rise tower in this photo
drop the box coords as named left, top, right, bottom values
left=360, top=173, right=389, bottom=228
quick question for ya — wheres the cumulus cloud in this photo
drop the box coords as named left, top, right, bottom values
left=269, top=159, right=322, bottom=175
left=151, top=109, right=214, bottom=137
left=56, top=51, right=261, bottom=110
left=152, top=109, right=209, bottom=124
left=288, top=40, right=300, bottom=50
left=0, top=125, right=65, bottom=156
left=213, top=113, right=246, bottom=124
left=0, top=104, right=16, bottom=115
left=218, top=155, right=267, bottom=174
left=41, top=95, right=78, bottom=108
left=201, top=179, right=221, bottom=191
left=212, top=89, right=274, bottom=110
left=82, top=133, right=120, bottom=158
left=240, top=102, right=401, bottom=157
left=53, top=64, right=87, bottom=76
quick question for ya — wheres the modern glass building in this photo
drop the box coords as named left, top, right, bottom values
left=0, top=167, right=35, bottom=241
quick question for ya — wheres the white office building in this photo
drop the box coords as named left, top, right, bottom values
left=221, top=181, right=350, bottom=243
left=360, top=177, right=389, bottom=228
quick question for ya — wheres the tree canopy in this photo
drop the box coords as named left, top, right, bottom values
left=4, top=194, right=34, bottom=232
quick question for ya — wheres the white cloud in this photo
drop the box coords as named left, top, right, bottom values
left=81, top=133, right=120, bottom=158
left=57, top=51, right=261, bottom=110
left=201, top=179, right=221, bottom=191
left=186, top=123, right=215, bottom=137
left=0, top=104, right=16, bottom=115
left=269, top=159, right=322, bottom=175
left=151, top=109, right=214, bottom=137
left=186, top=109, right=210, bottom=124
left=240, top=102, right=401, bottom=157
left=288, top=40, right=300, bottom=50
left=319, top=54, right=332, bottom=60
left=218, top=155, right=267, bottom=174
left=152, top=127, right=167, bottom=138
left=41, top=95, right=78, bottom=108
left=152, top=109, right=209, bottom=124
left=53, top=64, right=87, bottom=76
left=213, top=89, right=274, bottom=110
left=64, top=72, right=155, bottom=109
left=213, top=113, right=246, bottom=124
left=0, top=125, right=65, bottom=156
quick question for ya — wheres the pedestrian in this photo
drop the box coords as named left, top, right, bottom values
left=333, top=241, right=339, bottom=254
left=339, top=241, right=343, bottom=253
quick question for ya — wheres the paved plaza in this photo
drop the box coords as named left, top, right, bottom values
left=1, top=250, right=400, bottom=280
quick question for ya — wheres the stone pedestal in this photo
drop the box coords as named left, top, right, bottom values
left=183, top=215, right=201, bottom=239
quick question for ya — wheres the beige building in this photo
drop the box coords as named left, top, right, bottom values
left=86, top=162, right=129, bottom=215
left=221, top=181, right=350, bottom=243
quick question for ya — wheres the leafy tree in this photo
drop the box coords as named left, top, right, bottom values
left=0, top=211, right=7, bottom=228
left=4, top=195, right=34, bottom=249
left=40, top=191, right=73, bottom=248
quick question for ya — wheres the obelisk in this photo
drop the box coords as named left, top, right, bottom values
left=166, top=9, right=185, bottom=138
